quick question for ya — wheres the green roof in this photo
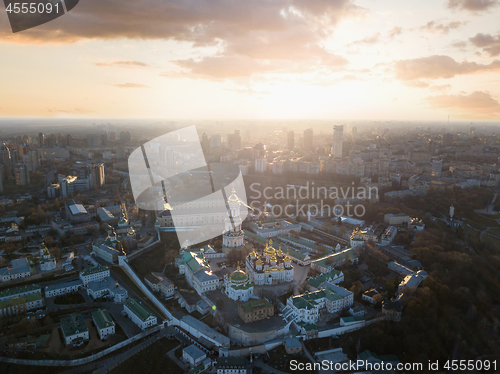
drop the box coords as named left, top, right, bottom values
left=291, top=288, right=343, bottom=310
left=0, top=292, right=42, bottom=309
left=92, top=309, right=115, bottom=330
left=239, top=298, right=273, bottom=314
left=0, top=284, right=41, bottom=299
left=308, top=269, right=343, bottom=288
left=80, top=265, right=108, bottom=277
left=230, top=270, right=248, bottom=281
left=279, top=235, right=318, bottom=249
left=287, top=248, right=308, bottom=262
left=60, top=314, right=88, bottom=337
left=297, top=321, right=318, bottom=331
left=243, top=230, right=267, bottom=244
left=124, top=299, right=155, bottom=322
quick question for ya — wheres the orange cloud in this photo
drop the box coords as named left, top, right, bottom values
left=96, top=61, right=149, bottom=68
left=426, top=91, right=500, bottom=118
left=447, top=0, right=499, bottom=12
left=469, top=33, right=500, bottom=56
left=394, top=55, right=500, bottom=80
left=112, top=83, right=149, bottom=88
left=420, top=20, right=467, bottom=34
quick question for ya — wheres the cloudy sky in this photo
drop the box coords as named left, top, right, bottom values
left=0, top=0, right=500, bottom=120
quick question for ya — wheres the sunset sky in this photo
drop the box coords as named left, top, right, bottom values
left=1, top=0, right=500, bottom=120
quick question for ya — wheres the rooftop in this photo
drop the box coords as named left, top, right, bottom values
left=183, top=344, right=206, bottom=360
left=238, top=298, right=273, bottom=314
left=124, top=299, right=155, bottom=322
left=0, top=292, right=42, bottom=309
left=60, top=314, right=88, bottom=337
left=80, top=265, right=108, bottom=277
left=92, top=309, right=115, bottom=330
left=0, top=284, right=41, bottom=299
left=69, top=204, right=88, bottom=216
left=45, top=280, right=83, bottom=293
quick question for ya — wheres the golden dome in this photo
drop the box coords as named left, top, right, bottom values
left=270, top=266, right=279, bottom=271
left=270, top=255, right=276, bottom=262
left=256, top=258, right=263, bottom=266
left=250, top=249, right=257, bottom=257
left=264, top=270, right=270, bottom=273
left=228, top=188, right=239, bottom=203
left=278, top=268, right=284, bottom=271
left=284, top=251, right=291, bottom=262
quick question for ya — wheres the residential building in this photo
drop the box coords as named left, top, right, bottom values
left=384, top=213, right=410, bottom=226
left=311, top=247, right=359, bottom=273
left=308, top=269, right=344, bottom=290
left=60, top=313, right=89, bottom=345
left=287, top=286, right=353, bottom=324
left=332, top=125, right=343, bottom=158
left=144, top=272, right=175, bottom=299
left=178, top=252, right=219, bottom=296
left=0, top=284, right=41, bottom=301
left=388, top=261, right=414, bottom=276
left=362, top=289, right=380, bottom=304
left=45, top=280, right=83, bottom=298
left=216, top=357, right=249, bottom=374
left=0, top=258, right=31, bottom=282
left=381, top=226, right=397, bottom=245
left=92, top=243, right=120, bottom=264
left=237, top=298, right=274, bottom=323
left=87, top=277, right=128, bottom=302
left=92, top=309, right=115, bottom=340
left=182, top=344, right=207, bottom=368
left=249, top=220, right=302, bottom=238
left=79, top=265, right=110, bottom=286
left=0, top=292, right=44, bottom=318
left=14, top=163, right=30, bottom=186
left=123, top=299, right=157, bottom=330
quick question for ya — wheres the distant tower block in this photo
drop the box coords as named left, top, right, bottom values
left=449, top=205, right=455, bottom=220
left=332, top=125, right=343, bottom=158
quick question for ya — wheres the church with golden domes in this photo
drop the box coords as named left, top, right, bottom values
left=350, top=227, right=365, bottom=247
left=245, top=239, right=294, bottom=286
left=223, top=265, right=254, bottom=301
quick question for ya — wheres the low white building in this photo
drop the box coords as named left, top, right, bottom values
left=123, top=299, right=157, bottom=330
left=381, top=226, right=398, bottom=246
left=45, top=280, right=83, bottom=298
left=388, top=261, right=414, bottom=276
left=60, top=313, right=89, bottom=345
left=87, top=277, right=128, bottom=302
left=79, top=265, right=110, bottom=286
left=182, top=344, right=206, bottom=368
left=0, top=284, right=41, bottom=302
left=178, top=252, right=219, bottom=296
left=144, top=272, right=175, bottom=299
left=92, top=309, right=115, bottom=340
left=287, top=285, right=353, bottom=324
left=0, top=292, right=44, bottom=318
left=398, top=270, right=428, bottom=296
left=0, top=258, right=31, bottom=282
left=216, top=357, right=248, bottom=374
left=362, top=289, right=380, bottom=304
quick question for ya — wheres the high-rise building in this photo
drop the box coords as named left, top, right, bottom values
left=0, top=144, right=12, bottom=178
left=332, top=125, right=343, bottom=159
left=287, top=131, right=294, bottom=150
left=120, top=131, right=132, bottom=144
left=87, top=134, right=102, bottom=148
left=442, top=133, right=453, bottom=147
left=201, top=133, right=210, bottom=155
left=253, top=142, right=265, bottom=159
left=14, top=163, right=30, bottom=186
left=303, top=128, right=313, bottom=151
left=254, top=158, right=267, bottom=174
left=226, top=130, right=242, bottom=152
left=431, top=159, right=443, bottom=178
left=38, top=133, right=45, bottom=147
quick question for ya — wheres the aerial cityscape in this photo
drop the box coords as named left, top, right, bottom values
left=0, top=1, right=500, bottom=374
